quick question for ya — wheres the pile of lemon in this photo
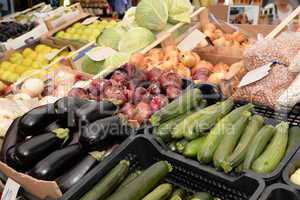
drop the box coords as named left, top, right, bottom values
left=0, top=44, right=69, bottom=83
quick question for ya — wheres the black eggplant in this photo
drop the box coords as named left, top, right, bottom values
left=56, top=151, right=105, bottom=192
left=28, top=144, right=83, bottom=180
left=6, top=146, right=24, bottom=171
left=44, top=120, right=66, bottom=132
left=75, top=101, right=118, bottom=124
left=0, top=117, right=23, bottom=163
left=55, top=97, right=88, bottom=127
left=19, top=104, right=57, bottom=137
left=15, top=128, right=70, bottom=167
left=79, top=116, right=129, bottom=150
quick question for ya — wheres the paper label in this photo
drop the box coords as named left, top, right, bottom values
left=177, top=29, right=207, bottom=52
left=238, top=62, right=273, bottom=87
left=1, top=178, right=20, bottom=200
left=45, top=46, right=69, bottom=61
left=86, top=47, right=117, bottom=62
left=81, top=17, right=99, bottom=25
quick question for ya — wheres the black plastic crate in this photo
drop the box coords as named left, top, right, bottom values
left=60, top=135, right=265, bottom=200
left=283, top=149, right=300, bottom=191
left=259, top=183, right=300, bottom=200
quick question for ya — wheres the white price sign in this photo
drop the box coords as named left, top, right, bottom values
left=1, top=178, right=20, bottom=200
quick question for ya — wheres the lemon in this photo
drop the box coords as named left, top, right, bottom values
left=28, top=51, right=37, bottom=60
left=1, top=61, right=12, bottom=70
left=15, top=66, right=27, bottom=75
left=32, top=62, right=41, bottom=69
left=35, top=44, right=47, bottom=53
left=22, top=48, right=34, bottom=57
left=22, top=58, right=32, bottom=67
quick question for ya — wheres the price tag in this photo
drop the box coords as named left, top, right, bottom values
left=86, top=47, right=117, bottom=62
left=238, top=62, right=273, bottom=87
left=81, top=17, right=99, bottom=25
left=1, top=178, right=20, bottom=200
left=177, top=29, right=207, bottom=52
left=45, top=46, right=69, bottom=61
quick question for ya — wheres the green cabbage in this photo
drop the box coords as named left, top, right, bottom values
left=121, top=7, right=139, bottom=30
left=165, top=0, right=193, bottom=24
left=118, top=27, right=156, bottom=54
left=96, top=26, right=126, bottom=50
left=81, top=55, right=104, bottom=75
left=135, top=0, right=168, bottom=31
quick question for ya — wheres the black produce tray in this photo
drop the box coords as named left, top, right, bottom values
left=259, top=183, right=300, bottom=200
left=151, top=83, right=300, bottom=185
left=59, top=135, right=265, bottom=200
left=283, top=148, right=300, bottom=191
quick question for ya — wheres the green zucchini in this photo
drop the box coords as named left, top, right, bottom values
left=176, top=139, right=189, bottom=154
left=115, top=170, right=142, bottom=191
left=169, top=188, right=186, bottom=200
left=80, top=160, right=129, bottom=200
left=155, top=112, right=194, bottom=142
left=190, top=192, right=214, bottom=200
left=172, top=103, right=219, bottom=139
left=197, top=103, right=254, bottom=164
left=168, top=141, right=177, bottom=152
left=243, top=125, right=275, bottom=170
left=173, top=98, right=233, bottom=140
left=222, top=115, right=264, bottom=173
left=106, top=161, right=172, bottom=200
left=287, top=126, right=300, bottom=153
left=150, top=88, right=203, bottom=126
left=252, top=122, right=289, bottom=174
left=183, top=136, right=206, bottom=158
left=142, top=183, right=173, bottom=200
left=214, top=111, right=251, bottom=169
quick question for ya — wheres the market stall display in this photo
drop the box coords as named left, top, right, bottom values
left=0, top=97, right=134, bottom=199
left=3, top=1, right=300, bottom=200
left=153, top=96, right=299, bottom=183
left=60, top=135, right=264, bottom=200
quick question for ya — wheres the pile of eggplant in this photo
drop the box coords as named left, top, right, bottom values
left=0, top=97, right=132, bottom=193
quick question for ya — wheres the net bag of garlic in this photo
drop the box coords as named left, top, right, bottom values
left=233, top=32, right=300, bottom=109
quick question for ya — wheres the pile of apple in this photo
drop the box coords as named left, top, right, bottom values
left=0, top=44, right=68, bottom=84
left=55, top=20, right=117, bottom=43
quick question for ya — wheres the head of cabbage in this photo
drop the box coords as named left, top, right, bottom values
left=96, top=26, right=126, bottom=50
left=118, top=27, right=156, bottom=54
left=135, top=0, right=168, bottom=31
left=121, top=7, right=139, bottom=30
left=165, top=0, right=193, bottom=24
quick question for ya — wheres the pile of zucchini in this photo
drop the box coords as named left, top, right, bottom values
left=0, top=97, right=131, bottom=193
left=153, top=96, right=300, bottom=174
left=80, top=160, right=218, bottom=200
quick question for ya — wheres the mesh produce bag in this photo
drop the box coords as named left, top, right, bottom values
left=244, top=32, right=300, bottom=71
left=233, top=64, right=297, bottom=108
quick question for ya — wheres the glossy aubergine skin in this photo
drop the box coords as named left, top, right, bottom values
left=28, top=144, right=83, bottom=181
left=19, top=104, right=57, bottom=137
left=6, top=146, right=24, bottom=171
left=56, top=154, right=99, bottom=192
left=79, top=116, right=128, bottom=150
left=75, top=101, right=118, bottom=124
left=0, top=117, right=23, bottom=163
left=55, top=97, right=88, bottom=117
left=15, top=132, right=65, bottom=167
left=44, top=120, right=65, bottom=132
